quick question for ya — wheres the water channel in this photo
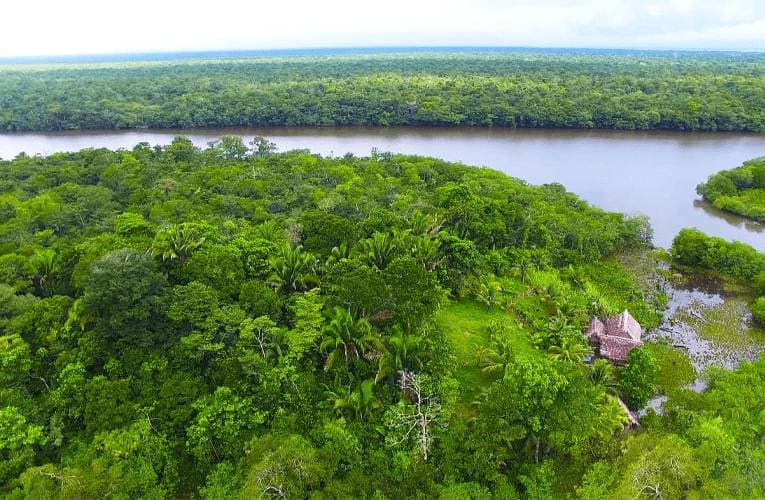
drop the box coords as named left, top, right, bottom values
left=1, top=127, right=763, bottom=249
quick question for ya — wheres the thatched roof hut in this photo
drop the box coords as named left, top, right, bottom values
left=585, top=317, right=605, bottom=344
left=584, top=310, right=643, bottom=364
left=605, top=310, right=642, bottom=342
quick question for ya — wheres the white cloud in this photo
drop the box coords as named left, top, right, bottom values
left=1, top=0, right=763, bottom=57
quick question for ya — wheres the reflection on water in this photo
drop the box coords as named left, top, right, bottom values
left=1, top=126, right=764, bottom=250
left=693, top=199, right=765, bottom=234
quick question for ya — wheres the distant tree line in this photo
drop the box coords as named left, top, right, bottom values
left=1, top=51, right=764, bottom=132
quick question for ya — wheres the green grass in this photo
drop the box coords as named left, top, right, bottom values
left=577, top=251, right=666, bottom=329
left=435, top=299, right=538, bottom=418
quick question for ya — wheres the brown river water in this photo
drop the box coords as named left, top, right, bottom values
left=0, top=127, right=763, bottom=250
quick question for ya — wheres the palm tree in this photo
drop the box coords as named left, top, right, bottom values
left=538, top=281, right=565, bottom=310
left=547, top=337, right=591, bottom=364
left=583, top=282, right=611, bottom=317
left=555, top=297, right=586, bottom=321
left=254, top=220, right=282, bottom=243
left=326, top=378, right=380, bottom=420
left=270, top=245, right=313, bottom=293
left=534, top=314, right=578, bottom=348
left=476, top=277, right=503, bottom=311
left=593, top=395, right=629, bottom=437
left=511, top=250, right=535, bottom=284
left=325, top=242, right=350, bottom=269
left=410, top=235, right=442, bottom=271
left=358, top=232, right=396, bottom=271
left=319, top=308, right=381, bottom=372
left=150, top=224, right=205, bottom=264
left=589, top=359, right=618, bottom=395
left=476, top=332, right=515, bottom=378
left=30, top=248, right=57, bottom=295
left=155, top=177, right=178, bottom=194
left=407, top=211, right=443, bottom=238
left=375, top=327, right=423, bottom=382
left=547, top=315, right=578, bottom=334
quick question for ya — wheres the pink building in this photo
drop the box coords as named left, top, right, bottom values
left=585, top=310, right=643, bottom=364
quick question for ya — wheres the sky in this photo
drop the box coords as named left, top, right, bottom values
left=2, top=0, right=764, bottom=57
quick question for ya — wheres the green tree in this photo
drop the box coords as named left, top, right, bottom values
left=751, top=297, right=765, bottom=325
left=182, top=244, right=246, bottom=299
left=186, top=386, right=266, bottom=466
left=285, top=288, right=325, bottom=360
left=166, top=281, right=220, bottom=333
left=239, top=280, right=281, bottom=319
left=241, top=434, right=326, bottom=499
left=0, top=406, right=46, bottom=485
left=0, top=334, right=31, bottom=388
left=384, top=257, right=445, bottom=330
left=319, top=307, right=380, bottom=373
left=618, top=347, right=658, bottom=410
left=216, top=135, right=249, bottom=161
left=301, top=210, right=356, bottom=256
left=614, top=434, right=703, bottom=499
left=250, top=136, right=278, bottom=157
left=478, top=357, right=567, bottom=462
left=81, top=248, right=167, bottom=347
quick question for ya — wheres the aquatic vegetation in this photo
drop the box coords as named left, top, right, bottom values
left=649, top=283, right=765, bottom=374
left=676, top=296, right=765, bottom=351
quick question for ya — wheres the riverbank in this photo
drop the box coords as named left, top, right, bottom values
left=697, top=156, right=765, bottom=222
left=2, top=127, right=764, bottom=249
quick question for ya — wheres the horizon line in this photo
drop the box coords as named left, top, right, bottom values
left=1, top=44, right=764, bottom=65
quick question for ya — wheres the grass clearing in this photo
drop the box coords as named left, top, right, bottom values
left=435, top=299, right=539, bottom=418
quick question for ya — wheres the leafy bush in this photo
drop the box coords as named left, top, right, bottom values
left=751, top=297, right=765, bottom=325
left=671, top=228, right=765, bottom=280
left=618, top=347, right=658, bottom=410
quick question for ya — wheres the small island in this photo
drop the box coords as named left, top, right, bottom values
left=697, top=157, right=765, bottom=222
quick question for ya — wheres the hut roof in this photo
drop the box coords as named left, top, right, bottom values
left=585, top=317, right=605, bottom=344
left=605, top=310, right=642, bottom=342
left=599, top=335, right=641, bottom=364
left=583, top=310, right=643, bottom=364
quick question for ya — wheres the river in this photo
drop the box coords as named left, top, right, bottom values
left=0, top=127, right=763, bottom=250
